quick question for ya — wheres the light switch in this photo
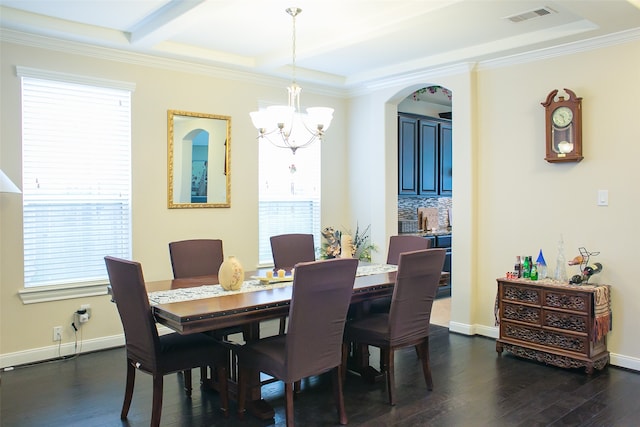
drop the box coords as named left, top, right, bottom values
left=597, top=190, right=608, bottom=206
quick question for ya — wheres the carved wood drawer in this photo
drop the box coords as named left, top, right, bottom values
left=503, top=321, right=588, bottom=355
left=502, top=283, right=541, bottom=305
left=544, top=290, right=589, bottom=313
left=543, top=309, right=588, bottom=333
left=503, top=302, right=540, bottom=325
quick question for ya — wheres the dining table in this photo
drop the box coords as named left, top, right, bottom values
left=138, top=264, right=449, bottom=419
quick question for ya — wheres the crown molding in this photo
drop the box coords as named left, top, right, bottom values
left=476, top=27, right=640, bottom=71
left=0, top=28, right=345, bottom=98
left=3, top=26, right=639, bottom=99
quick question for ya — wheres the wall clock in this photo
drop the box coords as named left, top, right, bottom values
left=541, top=88, right=583, bottom=163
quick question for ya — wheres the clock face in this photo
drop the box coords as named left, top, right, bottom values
left=552, top=106, right=573, bottom=127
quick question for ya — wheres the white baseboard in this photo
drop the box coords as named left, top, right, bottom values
left=1, top=334, right=125, bottom=369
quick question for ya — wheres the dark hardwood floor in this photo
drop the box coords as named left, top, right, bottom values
left=1, top=325, right=639, bottom=426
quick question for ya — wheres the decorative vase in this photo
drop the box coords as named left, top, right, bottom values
left=340, top=234, right=353, bottom=258
left=218, top=256, right=244, bottom=291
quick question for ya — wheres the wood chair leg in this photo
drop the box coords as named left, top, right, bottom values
left=331, top=367, right=348, bottom=425
left=151, top=374, right=164, bottom=427
left=420, top=339, right=434, bottom=390
left=341, top=342, right=348, bottom=382
left=279, top=316, right=287, bottom=335
left=237, top=367, right=247, bottom=419
left=121, top=360, right=136, bottom=420
left=216, top=364, right=229, bottom=417
left=284, top=382, right=295, bottom=427
left=183, top=369, right=192, bottom=397
left=385, top=347, right=396, bottom=406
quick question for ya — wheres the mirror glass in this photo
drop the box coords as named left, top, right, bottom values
left=168, top=110, right=231, bottom=208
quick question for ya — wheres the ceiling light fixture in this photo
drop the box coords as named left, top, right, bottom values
left=249, top=7, right=333, bottom=154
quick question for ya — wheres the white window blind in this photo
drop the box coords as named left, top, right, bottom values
left=258, top=140, right=321, bottom=265
left=20, top=71, right=132, bottom=288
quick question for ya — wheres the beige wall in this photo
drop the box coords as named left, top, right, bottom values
left=352, top=41, right=640, bottom=370
left=2, top=37, right=640, bottom=371
left=0, top=41, right=349, bottom=363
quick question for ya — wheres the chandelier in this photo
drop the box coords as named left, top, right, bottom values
left=249, top=7, right=334, bottom=154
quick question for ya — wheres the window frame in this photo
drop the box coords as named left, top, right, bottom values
left=16, top=67, right=135, bottom=304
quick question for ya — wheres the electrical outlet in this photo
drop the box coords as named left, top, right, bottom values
left=77, top=304, right=91, bottom=323
left=53, top=326, right=62, bottom=342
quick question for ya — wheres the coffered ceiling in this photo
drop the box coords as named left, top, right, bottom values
left=1, top=0, right=639, bottom=89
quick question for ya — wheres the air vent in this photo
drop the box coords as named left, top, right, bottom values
left=505, top=7, right=555, bottom=23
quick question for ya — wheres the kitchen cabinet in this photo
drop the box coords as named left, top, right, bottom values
left=423, top=233, right=451, bottom=297
left=495, top=278, right=610, bottom=374
left=398, top=113, right=451, bottom=196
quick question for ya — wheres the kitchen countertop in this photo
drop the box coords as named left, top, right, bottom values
left=399, top=229, right=452, bottom=237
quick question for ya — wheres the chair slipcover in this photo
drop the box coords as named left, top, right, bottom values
left=169, top=239, right=224, bottom=279
left=105, top=256, right=228, bottom=426
left=344, top=249, right=445, bottom=405
left=236, top=258, right=358, bottom=426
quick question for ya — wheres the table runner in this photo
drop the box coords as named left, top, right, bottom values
left=148, top=263, right=398, bottom=305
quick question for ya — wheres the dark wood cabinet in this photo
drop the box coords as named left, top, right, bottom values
left=496, top=278, right=610, bottom=374
left=439, top=122, right=452, bottom=196
left=398, top=113, right=451, bottom=196
left=423, top=234, right=451, bottom=297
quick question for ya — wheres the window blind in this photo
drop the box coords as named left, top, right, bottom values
left=20, top=73, right=132, bottom=288
left=258, top=139, right=321, bottom=265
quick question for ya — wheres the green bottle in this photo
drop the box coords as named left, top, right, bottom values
left=530, top=262, right=538, bottom=280
left=522, top=256, right=530, bottom=279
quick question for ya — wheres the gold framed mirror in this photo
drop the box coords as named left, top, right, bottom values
left=168, top=110, right=231, bottom=208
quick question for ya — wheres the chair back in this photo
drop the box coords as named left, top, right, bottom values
left=105, top=256, right=160, bottom=369
left=388, top=249, right=446, bottom=345
left=285, top=258, right=358, bottom=382
left=169, top=239, right=224, bottom=278
left=270, top=233, right=315, bottom=270
left=386, top=235, right=432, bottom=265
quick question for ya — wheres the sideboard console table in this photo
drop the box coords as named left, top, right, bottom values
left=495, top=277, right=611, bottom=374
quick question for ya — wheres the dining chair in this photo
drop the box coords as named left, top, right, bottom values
left=368, top=234, right=432, bottom=314
left=168, top=238, right=224, bottom=279
left=235, top=258, right=359, bottom=427
left=343, top=248, right=445, bottom=406
left=269, top=233, right=316, bottom=334
left=104, top=256, right=229, bottom=427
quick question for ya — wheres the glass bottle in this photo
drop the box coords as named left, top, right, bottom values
left=530, top=262, right=538, bottom=280
left=522, top=256, right=531, bottom=279
left=554, top=235, right=568, bottom=282
left=514, top=256, right=522, bottom=278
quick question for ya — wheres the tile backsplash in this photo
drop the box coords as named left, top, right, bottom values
left=398, top=196, right=452, bottom=229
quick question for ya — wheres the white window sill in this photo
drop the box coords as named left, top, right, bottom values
left=18, top=281, right=109, bottom=304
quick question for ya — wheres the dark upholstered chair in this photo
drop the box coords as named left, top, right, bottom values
left=270, top=233, right=316, bottom=271
left=104, top=256, right=229, bottom=427
left=368, top=235, right=432, bottom=314
left=343, top=249, right=445, bottom=405
left=386, top=235, right=432, bottom=265
left=269, top=233, right=316, bottom=334
left=236, top=258, right=359, bottom=427
left=169, top=239, right=224, bottom=279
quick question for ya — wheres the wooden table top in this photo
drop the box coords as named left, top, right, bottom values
left=149, top=268, right=398, bottom=334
